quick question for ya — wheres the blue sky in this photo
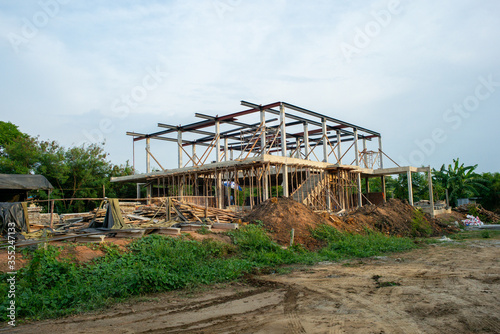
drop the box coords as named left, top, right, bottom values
left=0, top=0, right=499, bottom=173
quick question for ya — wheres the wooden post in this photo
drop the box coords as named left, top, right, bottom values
left=50, top=199, right=54, bottom=229
left=167, top=197, right=171, bottom=220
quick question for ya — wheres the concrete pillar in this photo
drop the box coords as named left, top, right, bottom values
left=381, top=176, right=386, bottom=203
left=192, top=144, right=196, bottom=166
left=280, top=103, right=288, bottom=197
left=177, top=130, right=182, bottom=168
left=260, top=108, right=266, bottom=155
left=217, top=172, right=223, bottom=209
left=322, top=118, right=328, bottom=162
left=215, top=120, right=221, bottom=162
left=224, top=137, right=228, bottom=161
left=295, top=138, right=300, bottom=158
left=263, top=165, right=269, bottom=201
left=357, top=173, right=362, bottom=208
left=230, top=148, right=233, bottom=160
left=428, top=166, right=434, bottom=217
left=303, top=122, right=309, bottom=159
left=407, top=169, right=414, bottom=206
left=336, top=130, right=342, bottom=164
left=362, top=138, right=367, bottom=168
left=378, top=135, right=384, bottom=169
left=146, top=137, right=151, bottom=173
left=280, top=103, right=287, bottom=156
left=353, top=128, right=359, bottom=166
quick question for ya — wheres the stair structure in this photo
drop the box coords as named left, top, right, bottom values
left=291, top=173, right=329, bottom=208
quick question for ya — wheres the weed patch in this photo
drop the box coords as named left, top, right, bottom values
left=1, top=225, right=417, bottom=322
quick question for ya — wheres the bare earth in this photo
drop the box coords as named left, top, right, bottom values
left=10, top=240, right=500, bottom=334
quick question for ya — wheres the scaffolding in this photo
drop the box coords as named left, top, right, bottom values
left=112, top=101, right=434, bottom=214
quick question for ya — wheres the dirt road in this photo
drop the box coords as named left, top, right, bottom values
left=11, top=240, right=500, bottom=333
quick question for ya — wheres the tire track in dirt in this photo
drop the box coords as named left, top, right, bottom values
left=283, top=287, right=306, bottom=334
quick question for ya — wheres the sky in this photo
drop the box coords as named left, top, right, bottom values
left=0, top=0, right=499, bottom=174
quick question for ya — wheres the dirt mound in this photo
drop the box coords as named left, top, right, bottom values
left=454, top=203, right=500, bottom=223
left=243, top=197, right=327, bottom=249
left=340, top=199, right=458, bottom=237
left=244, top=198, right=459, bottom=248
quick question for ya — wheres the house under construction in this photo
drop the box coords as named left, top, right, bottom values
left=111, top=101, right=435, bottom=215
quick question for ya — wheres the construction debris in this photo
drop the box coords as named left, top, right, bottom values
left=5, top=197, right=240, bottom=247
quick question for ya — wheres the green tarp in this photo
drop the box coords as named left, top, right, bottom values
left=0, top=202, right=29, bottom=236
left=89, top=198, right=125, bottom=229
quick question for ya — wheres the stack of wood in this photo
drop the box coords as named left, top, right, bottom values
left=171, top=199, right=239, bottom=223
left=454, top=204, right=500, bottom=223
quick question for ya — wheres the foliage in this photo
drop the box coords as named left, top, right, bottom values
left=476, top=172, right=500, bottom=213
left=410, top=209, right=432, bottom=237
left=432, top=158, right=489, bottom=207
left=312, top=224, right=416, bottom=260
left=0, top=226, right=417, bottom=322
left=0, top=122, right=136, bottom=213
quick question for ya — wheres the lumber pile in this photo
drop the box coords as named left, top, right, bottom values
left=454, top=204, right=500, bottom=223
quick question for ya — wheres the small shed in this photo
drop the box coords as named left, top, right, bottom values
left=0, top=174, right=54, bottom=202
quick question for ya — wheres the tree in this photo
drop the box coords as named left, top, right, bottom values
left=477, top=172, right=500, bottom=213
left=432, top=158, right=489, bottom=207
left=1, top=122, right=135, bottom=213
left=0, top=122, right=40, bottom=174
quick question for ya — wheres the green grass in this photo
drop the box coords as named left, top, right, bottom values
left=1, top=224, right=416, bottom=322
left=450, top=230, right=500, bottom=240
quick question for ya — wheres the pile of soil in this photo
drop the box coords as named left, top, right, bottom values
left=244, top=198, right=459, bottom=248
left=454, top=203, right=500, bottom=223
left=339, top=199, right=459, bottom=237
left=243, top=197, right=327, bottom=250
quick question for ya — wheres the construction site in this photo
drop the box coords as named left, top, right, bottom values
left=114, top=100, right=436, bottom=215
